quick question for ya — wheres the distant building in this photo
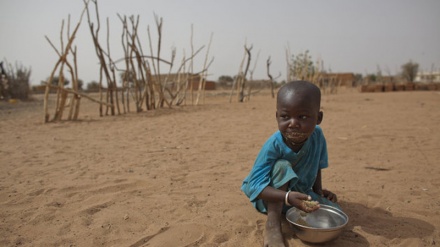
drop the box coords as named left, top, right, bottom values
left=246, top=79, right=273, bottom=89
left=152, top=73, right=216, bottom=90
left=319, top=73, right=355, bottom=87
left=415, top=70, right=440, bottom=83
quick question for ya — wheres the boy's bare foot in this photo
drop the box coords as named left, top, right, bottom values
left=264, top=218, right=285, bottom=247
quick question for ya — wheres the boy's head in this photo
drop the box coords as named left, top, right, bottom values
left=276, top=80, right=323, bottom=146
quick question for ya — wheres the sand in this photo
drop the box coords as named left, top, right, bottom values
left=1, top=89, right=439, bottom=246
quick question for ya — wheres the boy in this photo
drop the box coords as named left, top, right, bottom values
left=241, top=80, right=339, bottom=247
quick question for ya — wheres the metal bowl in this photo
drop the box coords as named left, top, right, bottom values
left=286, top=204, right=348, bottom=243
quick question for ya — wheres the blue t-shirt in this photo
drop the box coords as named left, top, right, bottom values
left=241, top=126, right=328, bottom=204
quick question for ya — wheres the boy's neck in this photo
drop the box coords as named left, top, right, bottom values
left=283, top=135, right=307, bottom=152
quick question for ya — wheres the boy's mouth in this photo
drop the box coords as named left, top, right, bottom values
left=282, top=131, right=310, bottom=145
left=283, top=131, right=307, bottom=140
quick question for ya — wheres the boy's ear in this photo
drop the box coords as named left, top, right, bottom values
left=317, top=111, right=323, bottom=125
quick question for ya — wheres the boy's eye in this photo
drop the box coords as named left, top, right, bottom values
left=299, top=115, right=308, bottom=120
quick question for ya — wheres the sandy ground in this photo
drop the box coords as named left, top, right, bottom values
left=0, top=88, right=439, bottom=247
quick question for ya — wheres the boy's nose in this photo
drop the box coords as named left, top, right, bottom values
left=289, top=118, right=299, bottom=128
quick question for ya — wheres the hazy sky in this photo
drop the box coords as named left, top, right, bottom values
left=1, top=0, right=439, bottom=85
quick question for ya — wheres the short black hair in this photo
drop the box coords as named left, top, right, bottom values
left=277, top=80, right=321, bottom=109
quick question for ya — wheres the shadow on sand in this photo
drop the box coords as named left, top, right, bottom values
left=283, top=200, right=434, bottom=246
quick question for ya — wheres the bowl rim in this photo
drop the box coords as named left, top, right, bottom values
left=286, top=204, right=349, bottom=231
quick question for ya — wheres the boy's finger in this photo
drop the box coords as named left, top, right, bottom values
left=294, top=192, right=310, bottom=201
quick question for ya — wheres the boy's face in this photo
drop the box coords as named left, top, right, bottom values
left=276, top=91, right=322, bottom=145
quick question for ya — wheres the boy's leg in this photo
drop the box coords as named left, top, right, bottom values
left=264, top=183, right=288, bottom=247
left=264, top=160, right=295, bottom=247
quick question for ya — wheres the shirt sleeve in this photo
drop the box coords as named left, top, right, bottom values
left=316, top=126, right=329, bottom=169
left=241, top=134, right=283, bottom=202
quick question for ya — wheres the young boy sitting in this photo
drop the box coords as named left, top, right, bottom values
left=241, top=80, right=339, bottom=247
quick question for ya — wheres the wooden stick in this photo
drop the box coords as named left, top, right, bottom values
left=266, top=56, right=275, bottom=98
left=44, top=2, right=88, bottom=122
left=229, top=48, right=247, bottom=103
left=195, top=32, right=213, bottom=105
left=56, top=90, right=68, bottom=121
left=239, top=44, right=252, bottom=102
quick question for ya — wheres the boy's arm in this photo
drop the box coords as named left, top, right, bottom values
left=258, top=186, right=319, bottom=212
left=312, top=169, right=323, bottom=195
left=312, top=169, right=338, bottom=202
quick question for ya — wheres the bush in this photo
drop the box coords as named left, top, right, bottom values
left=86, top=81, right=100, bottom=92
left=0, top=61, right=31, bottom=100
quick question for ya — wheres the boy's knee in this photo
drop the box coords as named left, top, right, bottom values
left=271, top=159, right=292, bottom=186
left=273, top=159, right=291, bottom=173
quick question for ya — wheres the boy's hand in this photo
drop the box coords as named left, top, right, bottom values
left=288, top=192, right=320, bottom=213
left=322, top=189, right=338, bottom=203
